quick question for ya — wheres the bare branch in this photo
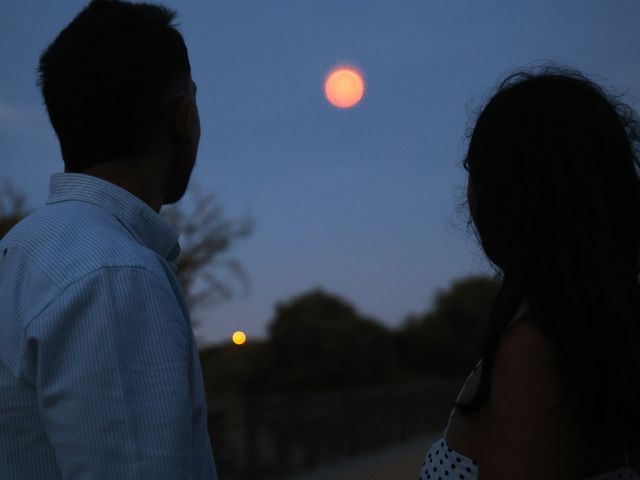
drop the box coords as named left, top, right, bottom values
left=159, top=181, right=253, bottom=325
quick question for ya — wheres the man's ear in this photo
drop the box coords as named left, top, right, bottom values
left=174, top=94, right=198, bottom=143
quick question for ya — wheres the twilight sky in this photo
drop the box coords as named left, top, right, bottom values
left=1, top=0, right=639, bottom=347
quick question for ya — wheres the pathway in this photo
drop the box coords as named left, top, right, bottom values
left=284, top=432, right=441, bottom=480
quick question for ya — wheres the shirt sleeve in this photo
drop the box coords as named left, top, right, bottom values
left=23, top=266, right=194, bottom=479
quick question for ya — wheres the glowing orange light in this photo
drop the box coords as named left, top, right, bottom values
left=232, top=331, right=247, bottom=346
left=324, top=66, right=365, bottom=109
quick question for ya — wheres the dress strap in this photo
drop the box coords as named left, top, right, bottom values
left=443, top=405, right=456, bottom=439
left=444, top=359, right=482, bottom=439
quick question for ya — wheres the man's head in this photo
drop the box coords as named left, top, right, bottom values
left=38, top=0, right=200, bottom=211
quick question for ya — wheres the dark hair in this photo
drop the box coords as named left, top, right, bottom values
left=37, top=0, right=191, bottom=172
left=456, top=65, right=640, bottom=467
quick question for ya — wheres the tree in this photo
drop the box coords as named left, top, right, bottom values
left=199, top=339, right=275, bottom=396
left=267, top=289, right=397, bottom=391
left=394, top=275, right=501, bottom=377
left=158, top=181, right=253, bottom=328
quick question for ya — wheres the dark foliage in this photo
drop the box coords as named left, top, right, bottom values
left=266, top=289, right=398, bottom=392
left=394, top=276, right=500, bottom=377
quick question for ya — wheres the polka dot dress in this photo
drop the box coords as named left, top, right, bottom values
left=419, top=438, right=477, bottom=480
left=418, top=437, right=640, bottom=480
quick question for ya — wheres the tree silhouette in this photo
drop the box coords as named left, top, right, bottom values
left=394, top=275, right=501, bottom=377
left=267, top=289, right=397, bottom=391
left=159, top=181, right=253, bottom=327
left=199, top=339, right=275, bottom=396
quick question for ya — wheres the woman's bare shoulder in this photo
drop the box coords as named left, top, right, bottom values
left=496, top=313, right=566, bottom=404
left=502, top=313, right=556, bottom=366
left=477, top=313, right=583, bottom=478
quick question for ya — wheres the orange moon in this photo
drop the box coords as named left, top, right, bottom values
left=324, top=67, right=365, bottom=109
left=232, top=331, right=247, bottom=345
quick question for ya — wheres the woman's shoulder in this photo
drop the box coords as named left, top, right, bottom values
left=475, top=312, right=584, bottom=477
left=445, top=309, right=582, bottom=473
left=500, top=312, right=557, bottom=370
left=496, top=312, right=565, bottom=402
left=452, top=312, right=560, bottom=412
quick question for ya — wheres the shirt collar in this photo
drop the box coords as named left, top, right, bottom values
left=46, top=172, right=181, bottom=264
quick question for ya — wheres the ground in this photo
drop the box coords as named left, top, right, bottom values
left=284, top=431, right=441, bottom=480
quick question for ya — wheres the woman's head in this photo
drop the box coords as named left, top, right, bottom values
left=457, top=65, right=640, bottom=465
left=465, top=67, right=640, bottom=279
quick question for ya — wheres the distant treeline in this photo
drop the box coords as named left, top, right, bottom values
left=199, top=275, right=502, bottom=397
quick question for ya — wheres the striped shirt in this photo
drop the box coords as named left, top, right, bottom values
left=0, top=172, right=217, bottom=479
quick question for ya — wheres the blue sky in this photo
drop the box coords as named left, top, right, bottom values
left=2, top=0, right=639, bottom=347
